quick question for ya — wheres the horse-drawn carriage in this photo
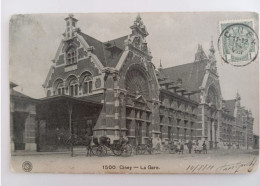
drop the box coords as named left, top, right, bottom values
left=163, top=141, right=184, bottom=154
left=134, top=138, right=153, bottom=155
left=96, top=136, right=132, bottom=156
left=57, top=133, right=132, bottom=157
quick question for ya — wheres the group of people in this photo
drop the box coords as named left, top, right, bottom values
left=189, top=140, right=208, bottom=154
left=56, top=126, right=208, bottom=155
left=152, top=137, right=208, bottom=154
left=121, top=136, right=208, bottom=155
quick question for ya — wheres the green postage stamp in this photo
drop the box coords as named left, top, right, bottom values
left=219, top=19, right=259, bottom=66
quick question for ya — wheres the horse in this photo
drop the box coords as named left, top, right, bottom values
left=84, top=135, right=94, bottom=157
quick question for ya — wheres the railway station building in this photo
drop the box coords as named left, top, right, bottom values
left=11, top=14, right=254, bottom=152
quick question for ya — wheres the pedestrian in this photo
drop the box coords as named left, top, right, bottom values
left=179, top=140, right=184, bottom=154
left=147, top=137, right=153, bottom=154
left=156, top=137, right=161, bottom=153
left=187, top=140, right=193, bottom=154
left=202, top=141, right=207, bottom=154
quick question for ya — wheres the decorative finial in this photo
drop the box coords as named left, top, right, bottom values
left=159, top=59, right=162, bottom=68
left=195, top=43, right=208, bottom=62
left=210, top=36, right=215, bottom=53
left=130, top=13, right=149, bottom=37
left=236, top=90, right=241, bottom=100
left=136, top=13, right=141, bottom=21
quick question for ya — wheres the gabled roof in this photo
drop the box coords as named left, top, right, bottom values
left=78, top=32, right=127, bottom=68
left=160, top=61, right=207, bottom=92
left=224, top=99, right=236, bottom=116
left=11, top=90, right=32, bottom=99
left=78, top=32, right=107, bottom=66
left=11, top=90, right=38, bottom=103
left=105, top=35, right=128, bottom=51
left=155, top=69, right=167, bottom=81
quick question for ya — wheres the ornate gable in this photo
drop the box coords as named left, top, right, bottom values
left=124, top=14, right=152, bottom=60
left=135, top=95, right=147, bottom=103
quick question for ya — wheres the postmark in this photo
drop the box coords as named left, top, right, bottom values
left=22, top=161, right=33, bottom=172
left=218, top=19, right=259, bottom=66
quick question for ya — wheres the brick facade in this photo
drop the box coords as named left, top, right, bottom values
left=40, top=14, right=256, bottom=150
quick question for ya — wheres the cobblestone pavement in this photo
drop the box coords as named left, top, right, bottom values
left=11, top=149, right=259, bottom=174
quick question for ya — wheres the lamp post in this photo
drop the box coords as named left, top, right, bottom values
left=66, top=101, right=73, bottom=157
left=119, top=95, right=122, bottom=137
left=227, top=125, right=231, bottom=149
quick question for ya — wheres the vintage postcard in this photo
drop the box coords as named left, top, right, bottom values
left=9, top=12, right=259, bottom=174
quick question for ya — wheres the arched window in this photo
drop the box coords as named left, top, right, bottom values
left=66, top=47, right=77, bottom=65
left=56, top=82, right=65, bottom=95
left=69, top=78, right=78, bottom=96
left=125, top=67, right=150, bottom=99
left=206, top=86, right=218, bottom=106
left=53, top=79, right=64, bottom=96
left=83, top=75, right=93, bottom=95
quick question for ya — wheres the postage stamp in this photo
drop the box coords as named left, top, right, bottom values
left=218, top=19, right=259, bottom=66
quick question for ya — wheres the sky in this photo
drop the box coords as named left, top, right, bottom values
left=9, top=12, right=259, bottom=134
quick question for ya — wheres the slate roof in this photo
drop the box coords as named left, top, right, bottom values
left=78, top=32, right=127, bottom=68
left=11, top=89, right=38, bottom=103
left=11, top=90, right=32, bottom=99
left=160, top=61, right=207, bottom=92
left=224, top=99, right=236, bottom=116
left=10, top=82, right=35, bottom=100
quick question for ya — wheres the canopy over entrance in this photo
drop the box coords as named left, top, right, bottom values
left=36, top=95, right=102, bottom=152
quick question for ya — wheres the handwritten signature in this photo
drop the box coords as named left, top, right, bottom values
left=215, top=157, right=258, bottom=173
left=185, top=157, right=258, bottom=173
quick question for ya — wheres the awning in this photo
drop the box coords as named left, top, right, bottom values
left=36, top=95, right=103, bottom=120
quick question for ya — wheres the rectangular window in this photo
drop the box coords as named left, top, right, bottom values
left=62, top=88, right=65, bottom=95
left=66, top=50, right=77, bottom=64
left=177, top=128, right=180, bottom=140
left=87, top=119, right=92, bottom=125
left=126, top=121, right=131, bottom=136
left=83, top=82, right=88, bottom=94
left=70, top=85, right=74, bottom=96
left=184, top=120, right=188, bottom=127
left=146, top=123, right=150, bottom=137
left=177, top=119, right=180, bottom=126
left=146, top=112, right=150, bottom=120
left=89, top=81, right=92, bottom=93
left=169, top=117, right=172, bottom=125
left=160, top=125, right=163, bottom=139
left=75, top=84, right=78, bottom=96
left=160, top=116, right=163, bottom=123
left=168, top=126, right=171, bottom=140
left=191, top=122, right=194, bottom=129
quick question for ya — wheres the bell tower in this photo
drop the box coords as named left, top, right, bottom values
left=64, top=14, right=78, bottom=39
